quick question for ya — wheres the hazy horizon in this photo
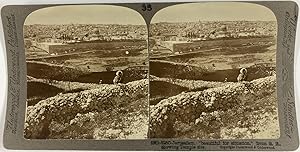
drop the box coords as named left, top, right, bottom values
left=24, top=20, right=276, bottom=26
left=24, top=23, right=146, bottom=26
left=24, top=5, right=146, bottom=25
left=150, top=20, right=276, bottom=24
left=25, top=3, right=276, bottom=25
left=151, top=2, right=276, bottom=23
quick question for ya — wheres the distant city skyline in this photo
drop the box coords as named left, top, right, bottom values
left=25, top=5, right=146, bottom=25
left=150, top=20, right=276, bottom=24
left=151, top=2, right=276, bottom=23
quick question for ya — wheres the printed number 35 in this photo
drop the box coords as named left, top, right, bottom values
left=142, top=4, right=152, bottom=11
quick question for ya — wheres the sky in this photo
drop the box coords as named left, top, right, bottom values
left=24, top=5, right=146, bottom=25
left=151, top=2, right=277, bottom=23
left=25, top=3, right=276, bottom=25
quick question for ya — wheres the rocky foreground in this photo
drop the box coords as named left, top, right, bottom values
left=150, top=76, right=279, bottom=139
left=25, top=79, right=148, bottom=139
left=25, top=75, right=279, bottom=140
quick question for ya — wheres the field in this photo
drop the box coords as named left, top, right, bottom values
left=27, top=40, right=148, bottom=72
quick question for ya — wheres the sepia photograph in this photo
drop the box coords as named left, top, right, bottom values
left=149, top=2, right=279, bottom=139
left=23, top=5, right=149, bottom=139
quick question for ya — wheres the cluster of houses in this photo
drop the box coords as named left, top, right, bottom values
left=24, top=24, right=147, bottom=44
left=56, top=31, right=147, bottom=43
left=151, top=21, right=276, bottom=42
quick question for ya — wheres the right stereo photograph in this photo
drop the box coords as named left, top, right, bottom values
left=149, top=2, right=279, bottom=139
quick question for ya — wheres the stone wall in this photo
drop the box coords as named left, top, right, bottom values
left=24, top=79, right=148, bottom=139
left=149, top=76, right=276, bottom=138
left=158, top=37, right=275, bottom=53
left=35, top=40, right=147, bottom=54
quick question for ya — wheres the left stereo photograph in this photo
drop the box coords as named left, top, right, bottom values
left=23, top=5, right=149, bottom=140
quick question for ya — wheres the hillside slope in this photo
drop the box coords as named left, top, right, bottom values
left=150, top=76, right=279, bottom=139
left=25, top=79, right=148, bottom=139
